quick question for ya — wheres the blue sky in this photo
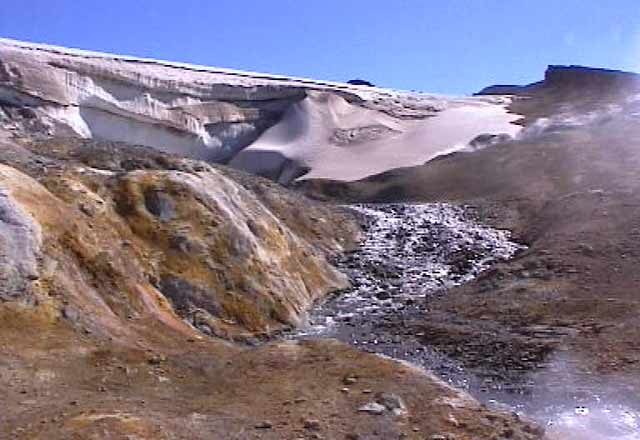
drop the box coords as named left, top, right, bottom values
left=1, top=1, right=639, bottom=95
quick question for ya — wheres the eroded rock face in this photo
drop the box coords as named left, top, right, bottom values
left=0, top=139, right=352, bottom=340
left=112, top=168, right=349, bottom=336
left=0, top=168, right=42, bottom=301
left=0, top=136, right=546, bottom=439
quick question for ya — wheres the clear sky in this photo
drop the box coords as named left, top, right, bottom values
left=2, top=1, right=639, bottom=95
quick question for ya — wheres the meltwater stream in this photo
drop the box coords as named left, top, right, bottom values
left=291, top=203, right=640, bottom=439
left=294, top=203, right=523, bottom=379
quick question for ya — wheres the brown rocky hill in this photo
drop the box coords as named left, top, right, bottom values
left=0, top=132, right=544, bottom=438
left=299, top=66, right=640, bottom=405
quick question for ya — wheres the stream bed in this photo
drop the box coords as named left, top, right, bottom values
left=292, top=203, right=640, bottom=439
left=294, top=203, right=523, bottom=387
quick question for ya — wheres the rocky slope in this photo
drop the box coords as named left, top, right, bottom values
left=0, top=127, right=546, bottom=437
left=0, top=132, right=363, bottom=339
left=11, top=38, right=637, bottom=439
left=300, top=66, right=640, bottom=436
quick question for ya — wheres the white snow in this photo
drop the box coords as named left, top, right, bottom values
left=231, top=91, right=521, bottom=182
left=1, top=38, right=523, bottom=182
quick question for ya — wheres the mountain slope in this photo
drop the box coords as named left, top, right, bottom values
left=299, top=66, right=640, bottom=406
left=0, top=132, right=545, bottom=439
left=9, top=38, right=633, bottom=439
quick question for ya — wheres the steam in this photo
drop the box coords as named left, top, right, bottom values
left=546, top=405, right=640, bottom=439
left=517, top=352, right=640, bottom=439
left=465, top=95, right=640, bottom=152
left=517, top=103, right=625, bottom=141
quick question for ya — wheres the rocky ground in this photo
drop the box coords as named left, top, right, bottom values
left=0, top=132, right=546, bottom=439
left=291, top=203, right=640, bottom=438
left=300, top=107, right=640, bottom=387
left=299, top=68, right=640, bottom=438
left=5, top=43, right=640, bottom=438
left=292, top=203, right=523, bottom=389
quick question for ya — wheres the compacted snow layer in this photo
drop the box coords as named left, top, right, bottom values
left=1, top=38, right=522, bottom=182
left=232, top=92, right=522, bottom=182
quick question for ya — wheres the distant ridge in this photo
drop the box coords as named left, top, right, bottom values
left=476, top=64, right=639, bottom=95
left=473, top=84, right=529, bottom=95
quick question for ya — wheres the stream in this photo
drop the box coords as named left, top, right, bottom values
left=292, top=203, right=640, bottom=439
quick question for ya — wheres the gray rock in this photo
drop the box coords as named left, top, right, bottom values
left=468, top=133, right=512, bottom=150
left=61, top=306, right=79, bottom=322
left=343, top=376, right=358, bottom=385
left=158, top=275, right=221, bottom=317
left=0, top=189, right=42, bottom=302
left=331, top=125, right=399, bottom=146
left=376, top=392, right=406, bottom=415
left=358, top=402, right=386, bottom=415
left=144, top=189, right=176, bottom=221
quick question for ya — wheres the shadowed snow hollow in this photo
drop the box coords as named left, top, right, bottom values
left=231, top=92, right=521, bottom=182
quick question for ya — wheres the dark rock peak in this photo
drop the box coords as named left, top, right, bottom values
left=474, top=84, right=528, bottom=95
left=476, top=65, right=640, bottom=96
left=545, top=64, right=639, bottom=80
left=347, top=79, right=375, bottom=87
left=543, top=64, right=640, bottom=90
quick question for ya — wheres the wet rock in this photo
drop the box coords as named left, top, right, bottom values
left=293, top=203, right=523, bottom=390
left=358, top=402, right=386, bottom=415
